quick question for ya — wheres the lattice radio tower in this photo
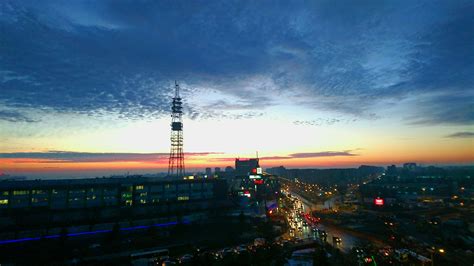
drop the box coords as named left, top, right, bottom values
left=168, top=81, right=185, bottom=178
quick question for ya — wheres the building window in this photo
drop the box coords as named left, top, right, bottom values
left=0, top=199, right=8, bottom=205
left=87, top=195, right=97, bottom=200
left=136, top=185, right=144, bottom=190
left=177, top=196, right=189, bottom=201
left=1, top=191, right=8, bottom=196
left=13, top=190, right=28, bottom=195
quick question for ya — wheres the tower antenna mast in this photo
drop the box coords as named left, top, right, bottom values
left=168, top=81, right=185, bottom=178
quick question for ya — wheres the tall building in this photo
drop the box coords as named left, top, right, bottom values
left=214, top=167, right=221, bottom=176
left=168, top=81, right=185, bottom=178
left=0, top=177, right=228, bottom=244
left=235, top=158, right=260, bottom=177
left=205, top=167, right=212, bottom=177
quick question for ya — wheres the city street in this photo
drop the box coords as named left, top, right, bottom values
left=282, top=190, right=361, bottom=253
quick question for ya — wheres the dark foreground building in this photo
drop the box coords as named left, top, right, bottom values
left=0, top=176, right=228, bottom=243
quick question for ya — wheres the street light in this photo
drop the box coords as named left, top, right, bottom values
left=428, top=247, right=445, bottom=266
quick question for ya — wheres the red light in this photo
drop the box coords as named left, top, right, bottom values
left=252, top=168, right=257, bottom=174
left=374, top=197, right=384, bottom=206
left=254, top=179, right=264, bottom=185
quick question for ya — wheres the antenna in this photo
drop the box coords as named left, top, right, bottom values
left=168, top=81, right=185, bottom=178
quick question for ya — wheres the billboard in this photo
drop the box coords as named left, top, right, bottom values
left=374, top=197, right=384, bottom=206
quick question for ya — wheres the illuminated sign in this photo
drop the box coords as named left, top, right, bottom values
left=249, top=175, right=261, bottom=179
left=254, top=179, right=264, bottom=185
left=251, top=168, right=257, bottom=174
left=243, top=190, right=251, bottom=198
left=374, top=197, right=384, bottom=206
left=256, top=167, right=262, bottom=174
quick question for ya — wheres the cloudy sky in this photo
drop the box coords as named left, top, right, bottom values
left=1, top=0, right=473, bottom=178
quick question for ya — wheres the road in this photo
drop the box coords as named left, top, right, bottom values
left=282, top=190, right=362, bottom=253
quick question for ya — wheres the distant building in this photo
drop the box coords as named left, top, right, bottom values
left=205, top=167, right=212, bottom=177
left=225, top=166, right=234, bottom=173
left=386, top=165, right=398, bottom=176
left=235, top=158, right=259, bottom=177
left=403, top=163, right=417, bottom=171
left=266, top=166, right=287, bottom=177
left=214, top=167, right=221, bottom=176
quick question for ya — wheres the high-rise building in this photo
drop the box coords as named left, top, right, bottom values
left=205, top=167, right=212, bottom=177
left=214, top=167, right=221, bottom=175
left=235, top=158, right=260, bottom=177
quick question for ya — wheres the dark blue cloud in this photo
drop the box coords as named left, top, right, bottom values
left=0, top=110, right=38, bottom=122
left=1, top=0, right=472, bottom=124
left=445, top=132, right=474, bottom=138
left=0, top=151, right=221, bottom=163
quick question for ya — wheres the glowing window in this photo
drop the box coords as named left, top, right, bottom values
left=13, top=190, right=28, bottom=196
left=177, top=196, right=189, bottom=201
left=0, top=199, right=8, bottom=205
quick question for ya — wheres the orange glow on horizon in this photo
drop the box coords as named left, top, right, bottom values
left=1, top=148, right=473, bottom=177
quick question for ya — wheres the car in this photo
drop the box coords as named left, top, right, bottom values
left=237, top=244, right=248, bottom=251
left=161, top=259, right=178, bottom=265
left=179, top=254, right=193, bottom=263
left=210, top=251, right=223, bottom=260
left=235, top=245, right=248, bottom=254
left=254, top=238, right=266, bottom=246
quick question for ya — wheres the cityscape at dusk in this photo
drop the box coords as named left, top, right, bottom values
left=0, top=1, right=473, bottom=265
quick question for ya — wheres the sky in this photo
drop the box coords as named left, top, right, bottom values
left=0, top=0, right=473, bottom=178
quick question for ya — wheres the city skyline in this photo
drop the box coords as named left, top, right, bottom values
left=1, top=1, right=473, bottom=178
